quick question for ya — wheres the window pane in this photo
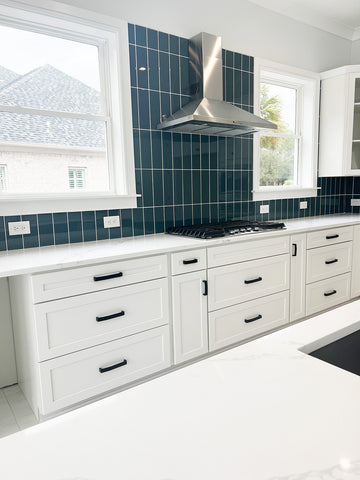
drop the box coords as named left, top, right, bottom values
left=0, top=26, right=102, bottom=115
left=260, top=136, right=298, bottom=186
left=260, top=83, right=297, bottom=134
left=0, top=112, right=109, bottom=194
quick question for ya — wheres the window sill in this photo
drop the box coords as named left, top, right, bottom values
left=252, top=187, right=318, bottom=201
left=0, top=194, right=140, bottom=215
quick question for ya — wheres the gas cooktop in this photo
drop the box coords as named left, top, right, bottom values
left=167, top=220, right=286, bottom=239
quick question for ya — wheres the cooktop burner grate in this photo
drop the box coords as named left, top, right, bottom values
left=167, top=220, right=286, bottom=239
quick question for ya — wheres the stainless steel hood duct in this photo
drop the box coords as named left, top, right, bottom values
left=157, top=32, right=277, bottom=136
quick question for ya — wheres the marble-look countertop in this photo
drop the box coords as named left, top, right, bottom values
left=1, top=213, right=360, bottom=278
left=1, top=299, right=360, bottom=479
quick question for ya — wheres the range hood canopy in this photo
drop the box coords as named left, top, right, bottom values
left=157, top=32, right=277, bottom=137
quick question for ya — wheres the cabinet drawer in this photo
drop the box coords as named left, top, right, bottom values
left=38, top=326, right=171, bottom=414
left=34, top=279, right=169, bottom=361
left=307, top=226, right=353, bottom=249
left=171, top=249, right=207, bottom=275
left=306, top=242, right=352, bottom=284
left=209, top=291, right=289, bottom=351
left=306, top=273, right=351, bottom=316
left=208, top=254, right=289, bottom=311
left=207, top=235, right=289, bottom=268
left=31, top=255, right=168, bottom=303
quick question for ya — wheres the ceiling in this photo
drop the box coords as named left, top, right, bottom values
left=246, top=0, right=360, bottom=41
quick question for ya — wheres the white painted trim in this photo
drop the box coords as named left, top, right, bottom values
left=0, top=142, right=106, bottom=156
left=253, top=188, right=318, bottom=201
left=0, top=105, right=108, bottom=121
left=320, top=65, right=360, bottom=80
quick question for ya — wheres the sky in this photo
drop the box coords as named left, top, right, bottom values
left=0, top=25, right=101, bottom=90
left=264, top=83, right=296, bottom=133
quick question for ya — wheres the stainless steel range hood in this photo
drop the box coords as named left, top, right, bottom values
left=157, top=32, right=276, bottom=136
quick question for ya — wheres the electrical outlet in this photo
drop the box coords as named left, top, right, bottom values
left=8, top=221, right=31, bottom=236
left=299, top=201, right=308, bottom=209
left=260, top=204, right=269, bottom=214
left=351, top=199, right=360, bottom=206
left=103, top=215, right=120, bottom=228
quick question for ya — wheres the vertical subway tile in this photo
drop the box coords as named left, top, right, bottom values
left=138, top=89, right=150, bottom=129
left=38, top=214, right=54, bottom=247
left=201, top=136, right=209, bottom=170
left=5, top=216, right=23, bottom=250
left=95, top=211, right=109, bottom=241
left=148, top=49, right=159, bottom=91
left=192, top=135, right=200, bottom=169
left=154, top=207, right=165, bottom=233
left=108, top=209, right=122, bottom=239
left=170, top=54, right=180, bottom=93
left=22, top=215, right=39, bottom=249
left=159, top=52, right=170, bottom=92
left=82, top=211, right=96, bottom=242
left=136, top=46, right=148, bottom=89
left=68, top=212, right=83, bottom=244
left=152, top=131, right=163, bottom=169
left=159, top=32, right=169, bottom=52
left=144, top=208, right=155, bottom=234
left=133, top=208, right=145, bottom=236
left=128, top=24, right=135, bottom=44
left=121, top=210, right=133, bottom=237
left=179, top=37, right=189, bottom=57
left=53, top=213, right=69, bottom=245
left=0, top=217, right=6, bottom=251
left=147, top=29, right=158, bottom=50
left=140, top=130, right=152, bottom=168
left=135, top=25, right=147, bottom=46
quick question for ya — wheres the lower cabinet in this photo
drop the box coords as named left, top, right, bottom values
left=290, top=233, right=306, bottom=322
left=351, top=224, right=360, bottom=298
left=306, top=272, right=351, bottom=315
left=172, top=270, right=208, bottom=364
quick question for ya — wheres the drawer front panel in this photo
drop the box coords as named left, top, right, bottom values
left=171, top=249, right=207, bottom=275
left=34, top=279, right=169, bottom=361
left=306, top=273, right=351, bottom=316
left=306, top=242, right=352, bottom=284
left=208, top=254, right=290, bottom=311
left=209, top=291, right=289, bottom=351
left=307, top=226, right=353, bottom=249
left=39, top=326, right=171, bottom=414
left=31, top=255, right=168, bottom=303
left=207, top=235, right=289, bottom=268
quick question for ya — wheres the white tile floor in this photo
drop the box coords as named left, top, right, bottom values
left=0, top=384, right=38, bottom=438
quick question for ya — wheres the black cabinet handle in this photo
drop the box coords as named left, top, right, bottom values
left=292, top=243, right=297, bottom=257
left=99, top=359, right=127, bottom=373
left=203, top=280, right=208, bottom=296
left=244, top=314, right=262, bottom=323
left=326, top=234, right=339, bottom=240
left=324, top=290, right=337, bottom=297
left=93, top=272, right=123, bottom=282
left=325, top=258, right=338, bottom=265
left=96, top=311, right=125, bottom=322
left=244, top=276, right=262, bottom=285
left=183, top=258, right=198, bottom=265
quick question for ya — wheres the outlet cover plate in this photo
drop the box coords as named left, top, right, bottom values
left=351, top=199, right=360, bottom=206
left=300, top=201, right=308, bottom=209
left=103, top=215, right=120, bottom=228
left=260, top=204, right=269, bottom=214
left=8, top=221, right=31, bottom=236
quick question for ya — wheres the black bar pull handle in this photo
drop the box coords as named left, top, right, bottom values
left=244, top=276, right=262, bottom=285
left=326, top=234, right=339, bottom=240
left=325, top=258, right=338, bottom=265
left=96, top=311, right=125, bottom=322
left=292, top=243, right=297, bottom=257
left=244, top=314, right=262, bottom=323
left=183, top=258, right=198, bottom=265
left=93, top=272, right=123, bottom=282
left=324, top=290, right=337, bottom=297
left=203, top=280, right=208, bottom=296
left=99, top=359, right=127, bottom=373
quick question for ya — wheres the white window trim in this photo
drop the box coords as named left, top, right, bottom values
left=253, top=58, right=320, bottom=201
left=0, top=0, right=138, bottom=215
left=0, top=165, right=7, bottom=191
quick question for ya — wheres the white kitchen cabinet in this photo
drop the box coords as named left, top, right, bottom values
left=351, top=224, right=360, bottom=298
left=306, top=273, right=351, bottom=315
left=319, top=65, right=360, bottom=176
left=290, top=234, right=306, bottom=322
left=172, top=270, right=208, bottom=364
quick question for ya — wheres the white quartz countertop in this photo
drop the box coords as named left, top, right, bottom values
left=1, top=299, right=360, bottom=479
left=1, top=213, right=360, bottom=277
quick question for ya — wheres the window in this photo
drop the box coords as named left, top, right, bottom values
left=0, top=165, right=7, bottom=191
left=253, top=59, right=320, bottom=201
left=69, top=168, right=86, bottom=190
left=0, top=1, right=136, bottom=214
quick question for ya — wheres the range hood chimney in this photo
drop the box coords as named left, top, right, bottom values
left=157, top=32, right=276, bottom=136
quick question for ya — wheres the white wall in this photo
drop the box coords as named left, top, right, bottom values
left=351, top=39, right=360, bottom=64
left=0, top=278, right=17, bottom=388
left=56, top=0, right=351, bottom=72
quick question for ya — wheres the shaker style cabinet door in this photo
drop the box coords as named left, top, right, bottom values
left=172, top=270, right=208, bottom=364
left=290, top=233, right=306, bottom=322
left=351, top=224, right=360, bottom=298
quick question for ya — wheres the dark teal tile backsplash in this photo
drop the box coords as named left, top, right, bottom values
left=0, top=24, right=357, bottom=251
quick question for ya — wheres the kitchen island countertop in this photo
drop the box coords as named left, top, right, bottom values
left=1, top=299, right=360, bottom=480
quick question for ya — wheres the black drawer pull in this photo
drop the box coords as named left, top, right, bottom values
left=183, top=258, right=198, bottom=265
left=324, top=290, right=337, bottom=297
left=93, top=272, right=123, bottom=282
left=326, top=234, right=339, bottom=240
left=96, top=311, right=125, bottom=322
left=244, top=314, right=262, bottom=323
left=203, top=279, right=208, bottom=296
left=244, top=277, right=262, bottom=285
left=325, top=258, right=338, bottom=265
left=99, top=359, right=127, bottom=373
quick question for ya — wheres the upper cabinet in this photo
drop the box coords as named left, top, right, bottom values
left=319, top=66, right=360, bottom=177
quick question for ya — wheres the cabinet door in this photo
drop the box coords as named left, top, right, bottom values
left=172, top=271, right=208, bottom=364
left=351, top=224, right=360, bottom=298
left=290, top=234, right=306, bottom=322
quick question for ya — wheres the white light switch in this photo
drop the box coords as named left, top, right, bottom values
left=299, top=201, right=307, bottom=209
left=351, top=199, right=360, bottom=206
left=8, top=221, right=31, bottom=236
left=103, top=216, right=120, bottom=228
left=260, top=204, right=269, bottom=214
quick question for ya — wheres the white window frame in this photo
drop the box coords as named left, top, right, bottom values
left=68, top=167, right=86, bottom=191
left=253, top=58, right=320, bottom=201
left=0, top=164, right=7, bottom=191
left=0, top=0, right=138, bottom=215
